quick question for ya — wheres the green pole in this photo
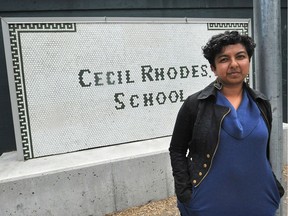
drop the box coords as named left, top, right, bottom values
left=253, top=0, right=284, bottom=215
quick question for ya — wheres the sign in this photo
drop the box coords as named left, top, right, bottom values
left=1, top=17, right=251, bottom=160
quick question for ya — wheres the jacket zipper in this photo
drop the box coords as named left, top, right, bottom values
left=195, top=108, right=231, bottom=187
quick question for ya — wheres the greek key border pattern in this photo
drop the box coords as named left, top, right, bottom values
left=207, top=23, right=249, bottom=35
left=8, top=23, right=76, bottom=160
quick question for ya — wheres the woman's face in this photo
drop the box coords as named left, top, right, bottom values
left=211, top=43, right=250, bottom=87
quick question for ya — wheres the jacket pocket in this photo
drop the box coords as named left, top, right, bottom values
left=273, top=172, right=285, bottom=198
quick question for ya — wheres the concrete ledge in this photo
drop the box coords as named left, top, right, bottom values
left=282, top=123, right=288, bottom=216
left=0, top=137, right=174, bottom=216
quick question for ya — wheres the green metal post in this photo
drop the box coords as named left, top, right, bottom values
left=253, top=0, right=284, bottom=215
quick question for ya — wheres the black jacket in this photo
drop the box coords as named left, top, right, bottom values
left=169, top=81, right=284, bottom=203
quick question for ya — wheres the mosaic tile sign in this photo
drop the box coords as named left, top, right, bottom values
left=1, top=17, right=250, bottom=160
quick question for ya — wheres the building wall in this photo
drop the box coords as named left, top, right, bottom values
left=0, top=0, right=287, bottom=154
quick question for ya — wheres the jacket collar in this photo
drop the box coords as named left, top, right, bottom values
left=197, top=80, right=269, bottom=101
left=197, top=81, right=217, bottom=100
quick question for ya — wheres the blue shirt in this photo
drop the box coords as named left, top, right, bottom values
left=182, top=89, right=280, bottom=216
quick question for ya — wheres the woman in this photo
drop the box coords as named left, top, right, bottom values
left=169, top=31, right=284, bottom=216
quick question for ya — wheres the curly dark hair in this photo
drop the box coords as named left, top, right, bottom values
left=202, top=31, right=256, bottom=67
